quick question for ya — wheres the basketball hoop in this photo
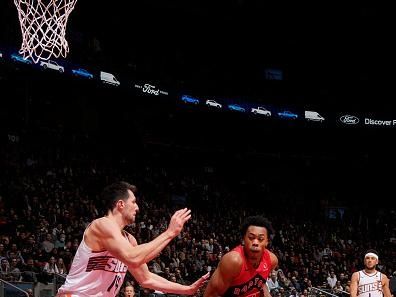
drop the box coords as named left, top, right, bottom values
left=14, top=0, right=78, bottom=64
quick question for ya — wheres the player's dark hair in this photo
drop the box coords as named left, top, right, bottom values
left=102, top=181, right=137, bottom=212
left=241, top=215, right=274, bottom=238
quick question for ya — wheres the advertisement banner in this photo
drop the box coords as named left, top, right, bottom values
left=134, top=82, right=169, bottom=96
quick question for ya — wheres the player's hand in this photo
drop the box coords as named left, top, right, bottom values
left=166, top=208, right=191, bottom=237
left=185, top=272, right=210, bottom=295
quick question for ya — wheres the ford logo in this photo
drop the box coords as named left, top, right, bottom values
left=340, top=115, right=359, bottom=124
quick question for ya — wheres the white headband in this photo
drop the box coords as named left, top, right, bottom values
left=364, top=253, right=378, bottom=260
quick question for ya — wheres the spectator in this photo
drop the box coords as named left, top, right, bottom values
left=152, top=257, right=164, bottom=275
left=9, top=258, right=22, bottom=281
left=333, top=280, right=344, bottom=295
left=21, top=258, right=41, bottom=283
left=26, top=288, right=34, bottom=297
left=54, top=233, right=66, bottom=249
left=123, top=284, right=135, bottom=297
left=0, top=258, right=11, bottom=281
left=268, top=271, right=280, bottom=292
left=43, top=256, right=57, bottom=275
left=55, top=257, right=67, bottom=275
left=327, top=271, right=337, bottom=289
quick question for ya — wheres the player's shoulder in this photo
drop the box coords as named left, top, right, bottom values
left=223, top=250, right=243, bottom=262
left=267, top=249, right=277, bottom=259
left=91, top=216, right=110, bottom=227
left=219, top=250, right=242, bottom=268
left=351, top=271, right=360, bottom=280
left=89, top=217, right=117, bottom=236
left=268, top=250, right=278, bottom=267
left=380, top=272, right=389, bottom=281
left=219, top=251, right=243, bottom=276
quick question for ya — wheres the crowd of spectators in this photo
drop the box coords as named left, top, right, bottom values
left=1, top=129, right=395, bottom=297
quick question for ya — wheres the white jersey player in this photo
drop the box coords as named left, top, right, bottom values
left=350, top=250, right=392, bottom=297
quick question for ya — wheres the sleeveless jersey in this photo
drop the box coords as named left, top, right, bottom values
left=357, top=270, right=383, bottom=297
left=223, top=245, right=272, bottom=297
left=57, top=229, right=129, bottom=297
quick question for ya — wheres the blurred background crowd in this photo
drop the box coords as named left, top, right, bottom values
left=1, top=127, right=395, bottom=297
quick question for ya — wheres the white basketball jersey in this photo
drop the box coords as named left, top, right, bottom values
left=358, top=270, right=383, bottom=297
left=58, top=230, right=129, bottom=297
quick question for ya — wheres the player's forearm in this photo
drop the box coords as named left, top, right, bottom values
left=383, top=286, right=392, bottom=297
left=350, top=282, right=358, bottom=297
left=140, top=273, right=193, bottom=295
left=350, top=290, right=357, bottom=297
left=126, top=231, right=173, bottom=268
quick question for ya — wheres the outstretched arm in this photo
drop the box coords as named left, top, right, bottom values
left=91, top=208, right=191, bottom=268
left=131, top=263, right=209, bottom=295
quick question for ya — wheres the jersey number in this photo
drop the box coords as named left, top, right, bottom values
left=107, top=274, right=122, bottom=292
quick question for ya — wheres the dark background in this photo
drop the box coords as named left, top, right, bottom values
left=1, top=1, right=395, bottom=108
left=1, top=1, right=395, bottom=208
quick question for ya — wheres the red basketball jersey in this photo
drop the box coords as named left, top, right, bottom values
left=223, top=245, right=272, bottom=297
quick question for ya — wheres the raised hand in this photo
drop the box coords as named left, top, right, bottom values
left=166, top=208, right=192, bottom=237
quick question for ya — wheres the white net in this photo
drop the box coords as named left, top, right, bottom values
left=14, top=0, right=78, bottom=64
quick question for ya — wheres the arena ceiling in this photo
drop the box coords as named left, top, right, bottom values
left=0, top=2, right=394, bottom=108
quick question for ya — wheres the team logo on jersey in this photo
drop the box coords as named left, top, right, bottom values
left=86, top=256, right=128, bottom=273
left=230, top=275, right=267, bottom=296
left=358, top=281, right=382, bottom=294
